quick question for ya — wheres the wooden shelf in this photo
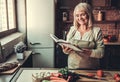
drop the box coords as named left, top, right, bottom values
left=62, top=20, right=120, bottom=24
left=94, top=20, right=120, bottom=23
left=61, top=20, right=120, bottom=25
left=63, top=21, right=73, bottom=23
left=59, top=7, right=71, bottom=10
left=93, top=6, right=117, bottom=10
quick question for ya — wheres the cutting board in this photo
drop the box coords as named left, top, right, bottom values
left=16, top=70, right=58, bottom=82
left=0, top=64, right=21, bottom=75
left=74, top=70, right=114, bottom=82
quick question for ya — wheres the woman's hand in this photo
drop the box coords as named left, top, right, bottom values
left=61, top=45, right=74, bottom=54
left=75, top=48, right=92, bottom=58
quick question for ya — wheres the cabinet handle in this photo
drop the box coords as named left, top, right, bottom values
left=32, top=52, right=41, bottom=55
left=30, top=42, right=41, bottom=45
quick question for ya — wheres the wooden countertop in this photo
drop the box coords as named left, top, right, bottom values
left=11, top=68, right=120, bottom=82
left=0, top=51, right=32, bottom=82
left=0, top=51, right=32, bottom=64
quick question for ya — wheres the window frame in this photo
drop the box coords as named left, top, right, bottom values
left=0, top=0, right=18, bottom=38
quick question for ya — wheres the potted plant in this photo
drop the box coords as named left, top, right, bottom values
left=14, top=42, right=26, bottom=59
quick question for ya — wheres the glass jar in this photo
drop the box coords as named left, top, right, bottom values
left=62, top=12, right=68, bottom=21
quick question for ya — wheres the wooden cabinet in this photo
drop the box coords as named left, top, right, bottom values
left=18, top=51, right=33, bottom=67
left=55, top=45, right=68, bottom=68
left=21, top=53, right=32, bottom=67
left=100, top=45, right=120, bottom=70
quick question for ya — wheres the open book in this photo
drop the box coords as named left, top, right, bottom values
left=50, top=34, right=83, bottom=52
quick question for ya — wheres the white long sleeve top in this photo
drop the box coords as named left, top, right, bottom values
left=66, top=26, right=104, bottom=69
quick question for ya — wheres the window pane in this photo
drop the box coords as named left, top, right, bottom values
left=0, top=0, right=16, bottom=33
left=7, top=0, right=16, bottom=29
left=0, top=0, right=8, bottom=32
left=0, top=0, right=16, bottom=38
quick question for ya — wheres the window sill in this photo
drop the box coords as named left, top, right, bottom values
left=0, top=32, right=24, bottom=58
left=0, top=32, right=24, bottom=46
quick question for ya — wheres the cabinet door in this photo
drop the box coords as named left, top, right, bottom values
left=55, top=45, right=68, bottom=68
left=108, top=45, right=120, bottom=69
left=32, top=48, right=54, bottom=68
left=100, top=45, right=120, bottom=69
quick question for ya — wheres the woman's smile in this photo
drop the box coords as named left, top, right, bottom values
left=75, top=10, right=88, bottom=25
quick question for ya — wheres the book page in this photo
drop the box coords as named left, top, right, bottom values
left=50, top=34, right=68, bottom=43
left=50, top=34, right=83, bottom=52
left=58, top=43, right=83, bottom=52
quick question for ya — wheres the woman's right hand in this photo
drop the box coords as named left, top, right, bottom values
left=61, top=45, right=74, bottom=54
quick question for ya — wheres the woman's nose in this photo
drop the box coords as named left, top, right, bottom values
left=78, top=15, right=82, bottom=20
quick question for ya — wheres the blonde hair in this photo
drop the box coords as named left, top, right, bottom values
left=73, top=3, right=93, bottom=29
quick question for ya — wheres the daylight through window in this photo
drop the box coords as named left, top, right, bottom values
left=0, top=0, right=16, bottom=37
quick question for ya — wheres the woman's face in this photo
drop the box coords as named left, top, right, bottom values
left=75, top=10, right=88, bottom=26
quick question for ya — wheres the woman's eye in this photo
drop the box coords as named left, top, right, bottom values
left=76, top=14, right=79, bottom=17
left=81, top=13, right=86, bottom=16
left=75, top=13, right=86, bottom=17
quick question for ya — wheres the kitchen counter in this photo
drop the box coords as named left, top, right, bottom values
left=104, top=41, right=120, bottom=45
left=5, top=51, right=32, bottom=65
left=11, top=68, right=120, bottom=82
left=0, top=51, right=32, bottom=82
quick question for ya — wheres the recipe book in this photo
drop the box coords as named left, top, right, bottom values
left=50, top=34, right=83, bottom=52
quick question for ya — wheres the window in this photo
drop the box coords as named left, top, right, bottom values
left=0, top=0, right=17, bottom=38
